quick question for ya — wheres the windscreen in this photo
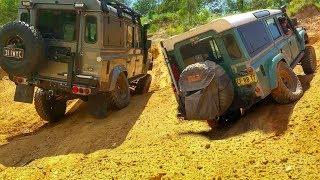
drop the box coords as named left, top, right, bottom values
left=37, top=10, right=77, bottom=41
left=180, top=38, right=221, bottom=67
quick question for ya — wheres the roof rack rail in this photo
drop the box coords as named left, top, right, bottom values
left=99, top=0, right=141, bottom=24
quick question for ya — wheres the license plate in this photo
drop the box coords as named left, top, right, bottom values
left=236, top=74, right=258, bottom=86
left=3, top=47, right=24, bottom=59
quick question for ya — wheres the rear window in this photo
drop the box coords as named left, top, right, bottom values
left=238, top=21, right=272, bottom=57
left=37, top=10, right=76, bottom=41
left=180, top=38, right=221, bottom=67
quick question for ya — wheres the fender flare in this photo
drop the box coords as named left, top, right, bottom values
left=269, top=54, right=287, bottom=90
left=108, top=65, right=128, bottom=91
left=298, top=28, right=307, bottom=50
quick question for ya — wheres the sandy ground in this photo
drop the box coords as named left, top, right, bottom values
left=1, top=8, right=320, bottom=179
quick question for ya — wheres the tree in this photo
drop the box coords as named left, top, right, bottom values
left=0, top=0, right=20, bottom=25
left=133, top=0, right=159, bottom=15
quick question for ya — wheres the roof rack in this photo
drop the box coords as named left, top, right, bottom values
left=100, top=0, right=141, bottom=24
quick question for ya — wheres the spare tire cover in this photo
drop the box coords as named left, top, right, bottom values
left=179, top=61, right=234, bottom=120
left=0, top=21, right=45, bottom=77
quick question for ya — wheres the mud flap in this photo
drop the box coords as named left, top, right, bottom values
left=88, top=93, right=108, bottom=119
left=14, top=85, right=35, bottom=103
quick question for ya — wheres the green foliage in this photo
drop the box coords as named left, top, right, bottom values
left=134, top=0, right=318, bottom=36
left=287, top=0, right=317, bottom=15
left=0, top=0, right=20, bottom=25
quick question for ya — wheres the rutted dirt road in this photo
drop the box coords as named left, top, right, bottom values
left=0, top=7, right=320, bottom=179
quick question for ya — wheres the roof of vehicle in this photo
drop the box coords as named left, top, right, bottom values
left=162, top=9, right=282, bottom=51
left=19, top=0, right=101, bottom=10
left=19, top=0, right=140, bottom=22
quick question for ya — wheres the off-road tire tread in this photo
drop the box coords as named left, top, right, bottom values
left=271, top=62, right=303, bottom=104
left=135, top=74, right=152, bottom=95
left=301, top=46, right=316, bottom=75
left=34, top=89, right=66, bottom=122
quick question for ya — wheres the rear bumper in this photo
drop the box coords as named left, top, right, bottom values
left=28, top=75, right=100, bottom=95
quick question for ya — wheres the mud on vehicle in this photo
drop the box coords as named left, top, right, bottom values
left=0, top=0, right=154, bottom=121
left=161, top=7, right=316, bottom=125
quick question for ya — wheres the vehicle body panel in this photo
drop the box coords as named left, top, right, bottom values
left=161, top=9, right=308, bottom=116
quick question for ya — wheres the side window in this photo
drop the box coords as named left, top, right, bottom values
left=238, top=21, right=272, bottom=57
left=223, top=34, right=242, bottom=59
left=266, top=18, right=281, bottom=40
left=127, top=25, right=134, bottom=48
left=85, top=16, right=97, bottom=44
left=103, top=15, right=124, bottom=47
left=20, top=13, right=30, bottom=24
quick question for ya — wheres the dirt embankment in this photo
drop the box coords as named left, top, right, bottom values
left=0, top=9, right=320, bottom=179
left=0, top=68, right=6, bottom=79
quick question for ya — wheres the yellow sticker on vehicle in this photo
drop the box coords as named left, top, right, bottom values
left=236, top=74, right=258, bottom=86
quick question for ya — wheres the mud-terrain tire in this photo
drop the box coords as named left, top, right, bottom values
left=271, top=61, right=303, bottom=104
left=34, top=89, right=67, bottom=122
left=109, top=73, right=131, bottom=110
left=301, top=46, right=317, bottom=75
left=0, top=21, right=45, bottom=77
left=304, top=33, right=309, bottom=44
left=135, top=74, right=152, bottom=95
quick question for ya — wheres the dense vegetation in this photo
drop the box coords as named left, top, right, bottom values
left=0, top=0, right=319, bottom=35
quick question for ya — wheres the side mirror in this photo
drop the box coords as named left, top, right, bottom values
left=291, top=18, right=298, bottom=27
left=146, top=40, right=152, bottom=50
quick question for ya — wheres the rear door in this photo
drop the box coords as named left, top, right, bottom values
left=36, top=9, right=78, bottom=81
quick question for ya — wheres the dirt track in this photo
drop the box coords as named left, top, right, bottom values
left=1, top=8, right=320, bottom=179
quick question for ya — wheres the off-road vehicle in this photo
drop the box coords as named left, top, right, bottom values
left=0, top=0, right=154, bottom=121
left=161, top=7, right=316, bottom=124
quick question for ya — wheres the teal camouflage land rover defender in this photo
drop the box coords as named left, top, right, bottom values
left=161, top=8, right=316, bottom=123
left=0, top=0, right=153, bottom=121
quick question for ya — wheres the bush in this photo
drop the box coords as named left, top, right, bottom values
left=288, top=0, right=317, bottom=15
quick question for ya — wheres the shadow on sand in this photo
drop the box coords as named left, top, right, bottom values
left=0, top=92, right=153, bottom=167
left=181, top=74, right=314, bottom=140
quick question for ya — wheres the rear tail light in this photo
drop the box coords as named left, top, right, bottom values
left=72, top=85, right=91, bottom=95
left=13, top=76, right=27, bottom=85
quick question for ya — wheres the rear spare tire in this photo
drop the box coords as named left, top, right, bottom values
left=301, top=46, right=317, bottom=75
left=179, top=61, right=234, bottom=120
left=271, top=61, right=303, bottom=104
left=0, top=21, right=45, bottom=77
left=34, top=88, right=67, bottom=122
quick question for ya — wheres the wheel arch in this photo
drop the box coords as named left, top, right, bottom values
left=108, top=65, right=128, bottom=91
left=298, top=28, right=307, bottom=50
left=269, top=54, right=287, bottom=90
